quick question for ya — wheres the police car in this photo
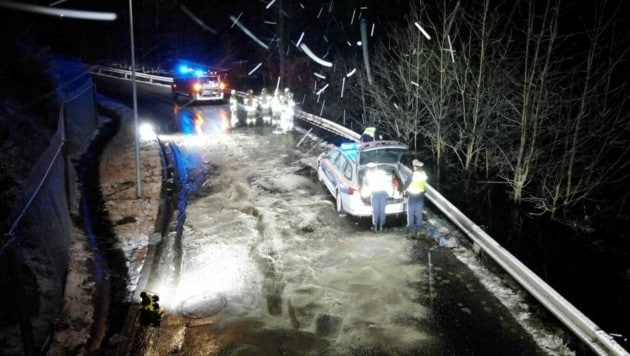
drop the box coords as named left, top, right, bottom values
left=171, top=65, right=227, bottom=103
left=317, top=140, right=411, bottom=217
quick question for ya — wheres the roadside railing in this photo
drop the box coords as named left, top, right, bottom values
left=294, top=110, right=361, bottom=141
left=86, top=64, right=629, bottom=356
left=88, top=65, right=173, bottom=87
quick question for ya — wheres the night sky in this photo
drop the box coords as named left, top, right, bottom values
left=2, top=0, right=627, bottom=70
left=3, top=1, right=389, bottom=66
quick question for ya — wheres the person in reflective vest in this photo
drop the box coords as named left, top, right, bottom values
left=280, top=89, right=295, bottom=132
left=151, top=294, right=165, bottom=324
left=364, top=162, right=393, bottom=232
left=361, top=126, right=381, bottom=142
left=246, top=89, right=257, bottom=125
left=139, top=291, right=164, bottom=326
left=259, top=87, right=272, bottom=123
left=229, top=89, right=238, bottom=113
left=271, top=89, right=282, bottom=123
left=405, top=160, right=428, bottom=238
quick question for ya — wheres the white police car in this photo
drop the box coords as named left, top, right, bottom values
left=317, top=140, right=411, bottom=217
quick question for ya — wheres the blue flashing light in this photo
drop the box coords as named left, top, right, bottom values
left=177, top=64, right=207, bottom=77
left=340, top=142, right=359, bottom=161
left=340, top=142, right=359, bottom=151
left=178, top=65, right=191, bottom=74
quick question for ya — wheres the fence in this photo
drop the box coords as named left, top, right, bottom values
left=0, top=60, right=98, bottom=354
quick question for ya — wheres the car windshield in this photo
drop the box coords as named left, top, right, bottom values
left=359, top=148, right=406, bottom=165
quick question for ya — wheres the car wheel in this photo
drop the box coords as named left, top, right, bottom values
left=317, top=165, right=324, bottom=182
left=336, top=191, right=343, bottom=213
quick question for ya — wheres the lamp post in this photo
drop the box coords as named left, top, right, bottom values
left=129, top=0, right=142, bottom=198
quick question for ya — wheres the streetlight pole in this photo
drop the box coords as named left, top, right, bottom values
left=129, top=0, right=142, bottom=198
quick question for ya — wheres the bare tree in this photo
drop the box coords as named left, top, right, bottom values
left=417, top=1, right=460, bottom=176
left=448, top=0, right=501, bottom=175
left=349, top=18, right=433, bottom=149
left=525, top=1, right=630, bottom=222
left=496, top=0, right=561, bottom=204
left=351, top=1, right=462, bottom=174
left=343, top=0, right=630, bottom=228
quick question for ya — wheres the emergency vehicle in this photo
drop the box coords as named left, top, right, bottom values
left=171, top=65, right=227, bottom=103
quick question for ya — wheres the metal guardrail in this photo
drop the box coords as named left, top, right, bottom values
left=86, top=65, right=629, bottom=356
left=88, top=65, right=173, bottom=87
left=294, top=110, right=361, bottom=142
left=295, top=92, right=629, bottom=356
left=423, top=185, right=629, bottom=356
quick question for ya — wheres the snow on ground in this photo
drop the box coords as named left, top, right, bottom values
left=425, top=215, right=576, bottom=355
left=139, top=129, right=439, bottom=353
left=450, top=245, right=575, bottom=354
left=48, top=101, right=577, bottom=354
left=48, top=226, right=96, bottom=353
left=48, top=98, right=162, bottom=354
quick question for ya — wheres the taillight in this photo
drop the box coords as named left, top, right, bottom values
left=347, top=187, right=358, bottom=195
left=219, top=81, right=226, bottom=90
left=193, top=83, right=202, bottom=92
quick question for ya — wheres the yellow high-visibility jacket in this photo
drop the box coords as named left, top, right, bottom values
left=362, top=127, right=376, bottom=139
left=406, top=171, right=427, bottom=195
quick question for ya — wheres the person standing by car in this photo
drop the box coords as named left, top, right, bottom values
left=365, top=162, right=392, bottom=232
left=405, top=160, right=428, bottom=238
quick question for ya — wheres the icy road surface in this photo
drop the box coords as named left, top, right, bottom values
left=128, top=124, right=560, bottom=355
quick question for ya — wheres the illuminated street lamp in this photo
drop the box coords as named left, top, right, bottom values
left=129, top=0, right=141, bottom=198
left=139, top=122, right=156, bottom=141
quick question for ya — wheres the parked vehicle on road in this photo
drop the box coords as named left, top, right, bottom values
left=171, top=66, right=227, bottom=103
left=317, top=140, right=411, bottom=217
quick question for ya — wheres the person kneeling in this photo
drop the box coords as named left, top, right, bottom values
left=140, top=291, right=164, bottom=327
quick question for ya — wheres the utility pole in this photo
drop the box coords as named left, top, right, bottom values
left=277, top=0, right=285, bottom=89
left=129, top=0, right=142, bottom=198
